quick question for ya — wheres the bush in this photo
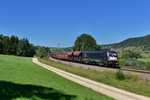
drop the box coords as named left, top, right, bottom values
left=102, top=69, right=111, bottom=78
left=130, top=73, right=140, bottom=81
left=119, top=58, right=150, bottom=70
left=35, top=46, right=50, bottom=58
left=124, top=63, right=130, bottom=66
left=103, top=69, right=111, bottom=75
left=119, top=59, right=126, bottom=66
left=115, top=70, right=125, bottom=80
left=146, top=65, right=150, bottom=69
left=145, top=63, right=150, bottom=69
left=121, top=49, right=142, bottom=59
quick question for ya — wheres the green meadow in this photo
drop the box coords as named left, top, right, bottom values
left=138, top=58, right=150, bottom=62
left=0, top=54, right=112, bottom=100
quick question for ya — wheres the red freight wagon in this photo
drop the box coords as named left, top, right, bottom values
left=57, top=53, right=62, bottom=59
left=61, top=53, right=65, bottom=60
left=55, top=53, right=59, bottom=59
left=67, top=51, right=74, bottom=61
left=51, top=53, right=57, bottom=58
left=73, top=51, right=82, bottom=62
left=63, top=53, right=68, bottom=60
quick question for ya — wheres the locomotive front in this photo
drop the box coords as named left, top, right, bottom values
left=107, top=51, right=119, bottom=67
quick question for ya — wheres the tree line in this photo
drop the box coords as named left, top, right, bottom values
left=0, top=34, right=51, bottom=58
left=0, top=34, right=35, bottom=57
left=35, top=46, right=50, bottom=58
left=0, top=33, right=101, bottom=57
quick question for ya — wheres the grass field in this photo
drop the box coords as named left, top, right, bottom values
left=39, top=58, right=150, bottom=97
left=138, top=58, right=150, bottom=62
left=0, top=54, right=113, bottom=100
left=141, top=52, right=150, bottom=58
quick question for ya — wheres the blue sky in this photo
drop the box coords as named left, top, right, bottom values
left=0, top=0, right=150, bottom=47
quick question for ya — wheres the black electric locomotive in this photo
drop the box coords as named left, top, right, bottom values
left=82, top=50, right=119, bottom=67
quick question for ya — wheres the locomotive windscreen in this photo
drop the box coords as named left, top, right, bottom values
left=108, top=51, right=118, bottom=61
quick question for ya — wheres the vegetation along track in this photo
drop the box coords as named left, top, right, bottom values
left=49, top=57, right=150, bottom=80
left=33, top=58, right=150, bottom=100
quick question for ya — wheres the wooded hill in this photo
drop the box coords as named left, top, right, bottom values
left=101, top=35, right=150, bottom=51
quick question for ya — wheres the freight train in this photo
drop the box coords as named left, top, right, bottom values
left=51, top=50, right=119, bottom=67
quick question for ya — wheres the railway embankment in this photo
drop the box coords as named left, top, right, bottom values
left=49, top=57, right=150, bottom=80
left=35, top=58, right=150, bottom=100
left=39, top=57, right=150, bottom=97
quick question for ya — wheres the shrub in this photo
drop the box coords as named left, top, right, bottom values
left=124, top=63, right=130, bottom=66
left=119, top=59, right=127, bottom=66
left=121, top=49, right=142, bottom=59
left=146, top=66, right=150, bottom=69
left=130, top=73, right=140, bottom=81
left=145, top=63, right=150, bottom=69
left=119, top=58, right=150, bottom=70
left=103, top=69, right=111, bottom=76
left=115, top=70, right=125, bottom=80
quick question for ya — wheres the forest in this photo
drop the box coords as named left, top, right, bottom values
left=0, top=34, right=50, bottom=57
left=0, top=34, right=35, bottom=57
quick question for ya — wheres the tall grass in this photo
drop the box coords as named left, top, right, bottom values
left=39, top=58, right=150, bottom=97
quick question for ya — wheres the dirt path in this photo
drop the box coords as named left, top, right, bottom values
left=32, top=58, right=150, bottom=100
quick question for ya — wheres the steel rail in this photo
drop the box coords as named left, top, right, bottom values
left=121, top=67, right=150, bottom=74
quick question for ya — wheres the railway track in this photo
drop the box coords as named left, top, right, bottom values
left=50, top=57, right=150, bottom=75
left=49, top=57, right=150, bottom=80
left=121, top=67, right=150, bottom=74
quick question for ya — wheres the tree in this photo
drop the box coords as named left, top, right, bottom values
left=17, top=38, right=35, bottom=57
left=35, top=46, right=50, bottom=58
left=73, top=33, right=101, bottom=51
left=28, top=44, right=35, bottom=57
left=0, top=34, right=35, bottom=57
left=10, top=35, right=19, bottom=55
left=0, top=34, right=4, bottom=54
left=17, top=38, right=25, bottom=56
left=2, top=36, right=10, bottom=54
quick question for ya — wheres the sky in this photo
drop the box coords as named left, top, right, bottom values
left=0, top=0, right=150, bottom=47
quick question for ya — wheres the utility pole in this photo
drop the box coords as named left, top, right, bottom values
left=58, top=42, right=60, bottom=48
left=58, top=42, right=61, bottom=53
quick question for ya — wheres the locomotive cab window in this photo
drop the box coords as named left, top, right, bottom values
left=109, top=53, right=117, bottom=57
left=108, top=51, right=117, bottom=57
left=108, top=51, right=118, bottom=61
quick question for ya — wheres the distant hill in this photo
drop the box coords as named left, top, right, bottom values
left=50, top=35, right=150, bottom=52
left=101, top=35, right=150, bottom=51
left=50, top=47, right=73, bottom=53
